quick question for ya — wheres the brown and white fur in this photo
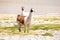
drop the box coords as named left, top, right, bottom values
left=17, top=7, right=33, bottom=33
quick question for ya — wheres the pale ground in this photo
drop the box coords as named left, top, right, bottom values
left=0, top=30, right=60, bottom=40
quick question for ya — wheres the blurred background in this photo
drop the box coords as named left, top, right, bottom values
left=0, top=0, right=60, bottom=27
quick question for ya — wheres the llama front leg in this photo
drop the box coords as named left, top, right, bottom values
left=27, top=24, right=30, bottom=33
left=17, top=22, right=21, bottom=32
left=24, top=24, right=27, bottom=33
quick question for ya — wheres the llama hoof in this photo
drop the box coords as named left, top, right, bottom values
left=19, top=29, right=21, bottom=32
left=19, top=31, right=21, bottom=32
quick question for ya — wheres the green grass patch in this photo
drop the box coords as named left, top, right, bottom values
left=30, top=24, right=60, bottom=30
left=41, top=32, right=53, bottom=36
left=0, top=24, right=60, bottom=35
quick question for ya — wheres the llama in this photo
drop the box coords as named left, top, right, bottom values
left=17, top=8, right=34, bottom=33
left=17, top=7, right=25, bottom=32
left=24, top=8, right=34, bottom=33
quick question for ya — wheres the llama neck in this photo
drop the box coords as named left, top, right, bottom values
left=27, top=12, right=32, bottom=21
left=29, top=12, right=32, bottom=18
left=21, top=11, right=23, bottom=16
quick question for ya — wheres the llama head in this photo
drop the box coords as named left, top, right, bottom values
left=21, top=7, right=24, bottom=11
left=30, top=8, right=34, bottom=13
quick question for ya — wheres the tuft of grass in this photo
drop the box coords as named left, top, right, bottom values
left=30, top=25, right=40, bottom=30
left=41, top=32, right=53, bottom=36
